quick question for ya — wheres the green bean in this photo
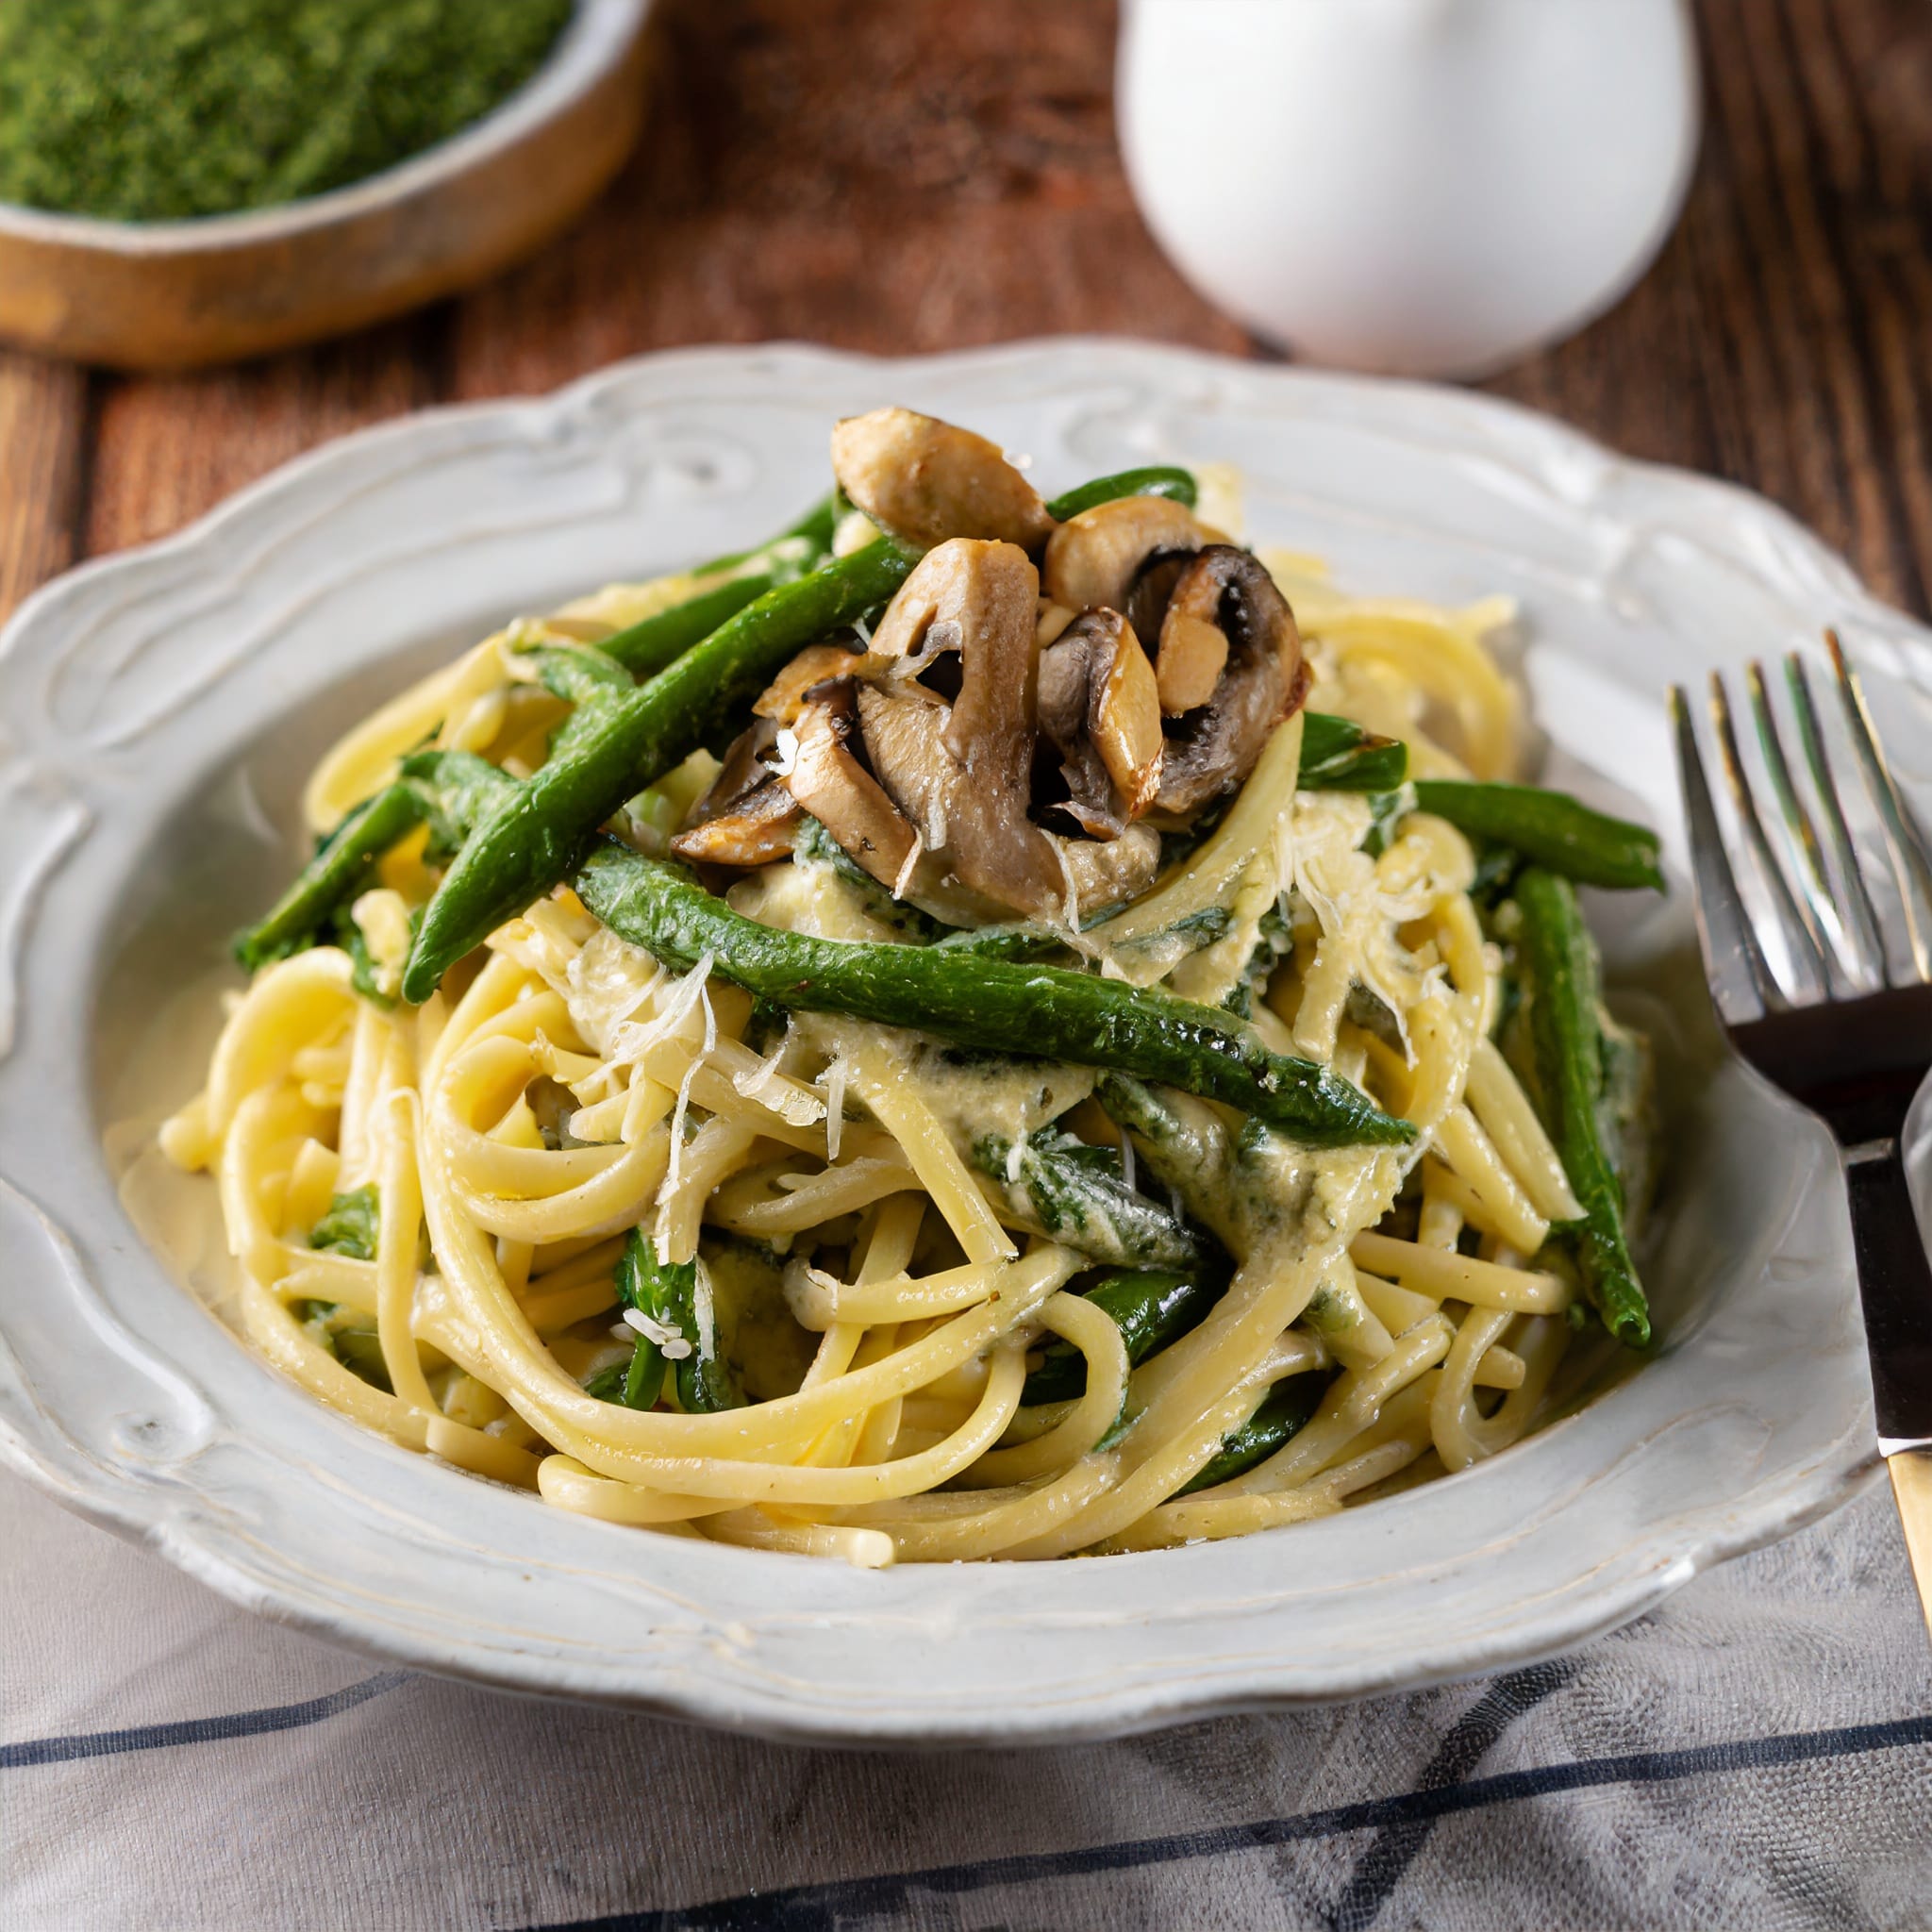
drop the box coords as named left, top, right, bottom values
left=526, top=642, right=633, bottom=705
left=1512, top=867, right=1651, bottom=1347
left=1044, top=466, right=1197, bottom=521
left=594, top=494, right=840, bottom=678
left=1297, top=712, right=1410, bottom=791
left=595, top=573, right=787, bottom=682
left=398, top=748, right=521, bottom=854
left=1092, top=1073, right=1234, bottom=1235
left=1412, top=780, right=1663, bottom=891
left=1179, top=1369, right=1333, bottom=1493
left=972, top=1129, right=1210, bottom=1270
left=575, top=847, right=1414, bottom=1147
left=402, top=540, right=921, bottom=1002
left=234, top=783, right=427, bottom=972
left=933, top=924, right=1077, bottom=967
left=233, top=749, right=521, bottom=972
left=690, top=492, right=841, bottom=579
left=1023, top=1265, right=1225, bottom=1406
left=615, top=1225, right=743, bottom=1413
left=1290, top=722, right=1662, bottom=891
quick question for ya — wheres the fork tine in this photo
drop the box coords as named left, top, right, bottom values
left=1826, top=630, right=1932, bottom=981
left=1785, top=651, right=1890, bottom=987
left=1708, top=670, right=1830, bottom=1004
left=1670, top=684, right=1774, bottom=1023
left=1744, top=659, right=1857, bottom=985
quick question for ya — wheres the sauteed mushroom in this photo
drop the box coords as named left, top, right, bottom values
left=784, top=680, right=927, bottom=894
left=855, top=540, right=1067, bottom=918
left=1041, top=494, right=1205, bottom=613
left=1059, top=821, right=1161, bottom=912
left=1150, top=545, right=1309, bottom=819
left=831, top=407, right=1056, bottom=553
left=1037, top=608, right=1163, bottom=838
left=670, top=717, right=802, bottom=867
left=858, top=682, right=1159, bottom=921
left=753, top=642, right=862, bottom=725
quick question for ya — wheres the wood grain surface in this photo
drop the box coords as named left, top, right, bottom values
left=2, top=0, right=1928, bottom=627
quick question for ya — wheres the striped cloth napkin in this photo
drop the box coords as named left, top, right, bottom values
left=4, top=1471, right=1927, bottom=1930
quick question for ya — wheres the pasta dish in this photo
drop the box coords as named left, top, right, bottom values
left=159, top=408, right=1662, bottom=1565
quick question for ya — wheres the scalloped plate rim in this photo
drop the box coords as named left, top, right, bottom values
left=0, top=337, right=1895, bottom=1744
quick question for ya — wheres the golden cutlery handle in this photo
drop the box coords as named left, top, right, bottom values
left=1889, top=1449, right=1932, bottom=1642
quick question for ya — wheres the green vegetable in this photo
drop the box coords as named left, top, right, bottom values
left=1092, top=1073, right=1234, bottom=1234
left=233, top=749, right=516, bottom=971
left=1023, top=1266, right=1225, bottom=1406
left=578, top=496, right=841, bottom=681
left=308, top=1186, right=379, bottom=1261
left=328, top=905, right=392, bottom=1008
left=289, top=1298, right=391, bottom=1391
left=235, top=784, right=425, bottom=972
left=1411, top=781, right=1663, bottom=891
left=932, top=924, right=1077, bottom=967
left=1043, top=466, right=1198, bottom=521
left=973, top=1130, right=1211, bottom=1271
left=1359, top=785, right=1417, bottom=859
left=575, top=847, right=1415, bottom=1149
left=1510, top=868, right=1652, bottom=1347
left=1296, top=713, right=1409, bottom=791
left=1291, top=722, right=1661, bottom=890
left=0, top=0, right=573, bottom=223
left=615, top=1226, right=743, bottom=1414
left=402, top=541, right=922, bottom=1002
left=1180, top=1370, right=1332, bottom=1493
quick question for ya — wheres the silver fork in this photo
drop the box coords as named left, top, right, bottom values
left=1672, top=633, right=1932, bottom=1640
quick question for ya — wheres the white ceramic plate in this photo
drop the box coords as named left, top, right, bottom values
left=0, top=341, right=1913, bottom=1745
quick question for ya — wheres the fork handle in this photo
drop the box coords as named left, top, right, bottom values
left=1844, top=1140, right=1932, bottom=1641
left=1892, top=1452, right=1932, bottom=1643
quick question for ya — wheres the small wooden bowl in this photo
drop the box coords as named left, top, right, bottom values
left=0, top=0, right=651, bottom=370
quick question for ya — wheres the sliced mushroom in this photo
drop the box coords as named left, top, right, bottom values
left=783, top=680, right=927, bottom=895
left=669, top=780, right=801, bottom=867
left=685, top=717, right=780, bottom=818
left=670, top=716, right=803, bottom=867
left=1151, top=545, right=1310, bottom=821
left=1035, top=598, right=1077, bottom=650
left=1153, top=611, right=1228, bottom=713
left=753, top=642, right=863, bottom=724
left=856, top=643, right=1066, bottom=923
left=1041, top=495, right=1206, bottom=612
left=830, top=407, right=1056, bottom=553
left=1058, top=822, right=1161, bottom=914
left=858, top=683, right=1156, bottom=921
left=895, top=543, right=1066, bottom=914
left=1037, top=608, right=1163, bottom=839
left=852, top=683, right=1011, bottom=919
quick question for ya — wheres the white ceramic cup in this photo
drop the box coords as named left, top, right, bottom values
left=1118, top=0, right=1702, bottom=379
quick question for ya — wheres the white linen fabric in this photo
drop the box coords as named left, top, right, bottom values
left=4, top=1474, right=1928, bottom=1931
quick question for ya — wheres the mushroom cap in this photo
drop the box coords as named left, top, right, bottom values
left=831, top=407, right=1056, bottom=554
left=1041, top=495, right=1207, bottom=613
left=1150, top=545, right=1309, bottom=820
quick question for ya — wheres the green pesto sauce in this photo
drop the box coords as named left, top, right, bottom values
left=0, top=0, right=575, bottom=223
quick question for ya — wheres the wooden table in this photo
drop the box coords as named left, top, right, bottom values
left=3, top=0, right=1928, bottom=628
